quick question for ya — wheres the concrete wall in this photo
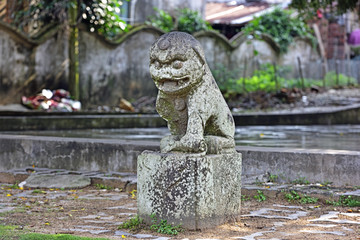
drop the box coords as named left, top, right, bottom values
left=1, top=134, right=358, bottom=187
left=78, top=27, right=161, bottom=105
left=0, top=21, right=320, bottom=106
left=0, top=22, right=68, bottom=105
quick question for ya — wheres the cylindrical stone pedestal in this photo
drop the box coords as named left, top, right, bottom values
left=137, top=150, right=242, bottom=230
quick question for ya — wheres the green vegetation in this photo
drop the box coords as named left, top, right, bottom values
left=284, top=190, right=318, bottom=204
left=32, top=189, right=47, bottom=194
left=150, top=214, right=183, bottom=235
left=324, top=71, right=357, bottom=87
left=320, top=181, right=333, bottom=187
left=291, top=177, right=310, bottom=185
left=241, top=195, right=250, bottom=202
left=253, top=190, right=266, bottom=202
left=118, top=215, right=143, bottom=230
left=290, top=0, right=360, bottom=20
left=0, top=224, right=110, bottom=240
left=146, top=8, right=174, bottom=32
left=8, top=183, right=20, bottom=189
left=326, top=196, right=360, bottom=207
left=146, top=8, right=212, bottom=34
left=214, top=63, right=357, bottom=98
left=119, top=214, right=182, bottom=235
left=95, top=184, right=113, bottom=190
left=177, top=8, right=213, bottom=33
left=268, top=174, right=278, bottom=183
left=243, top=8, right=315, bottom=53
left=11, top=0, right=130, bottom=38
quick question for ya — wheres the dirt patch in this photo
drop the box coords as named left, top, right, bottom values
left=1, top=185, right=359, bottom=239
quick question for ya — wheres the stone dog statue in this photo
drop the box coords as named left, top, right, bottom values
left=149, top=32, right=235, bottom=155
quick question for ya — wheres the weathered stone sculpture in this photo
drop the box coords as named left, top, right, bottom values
left=149, top=31, right=235, bottom=155
left=138, top=32, right=242, bottom=230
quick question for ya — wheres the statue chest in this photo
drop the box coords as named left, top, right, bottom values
left=156, top=96, right=188, bottom=123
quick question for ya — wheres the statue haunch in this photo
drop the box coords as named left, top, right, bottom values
left=150, top=32, right=235, bottom=155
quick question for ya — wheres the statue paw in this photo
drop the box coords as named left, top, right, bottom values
left=180, top=134, right=207, bottom=153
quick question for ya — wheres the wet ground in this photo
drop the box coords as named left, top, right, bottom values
left=1, top=183, right=359, bottom=240
left=2, top=124, right=360, bottom=151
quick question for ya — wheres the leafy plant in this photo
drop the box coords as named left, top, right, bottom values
left=212, top=63, right=240, bottom=94
left=146, top=8, right=212, bottom=34
left=268, top=174, right=278, bottom=183
left=290, top=0, right=360, bottom=20
left=300, top=195, right=318, bottom=204
left=8, top=183, right=20, bottom=190
left=118, top=215, right=143, bottom=230
left=177, top=8, right=213, bottom=33
left=284, top=190, right=301, bottom=202
left=241, top=195, right=250, bottom=202
left=95, top=184, right=112, bottom=190
left=243, top=8, right=315, bottom=53
left=291, top=177, right=310, bottom=185
left=146, top=8, right=174, bottom=32
left=150, top=214, right=183, bottom=235
left=284, top=190, right=318, bottom=204
left=326, top=196, right=360, bottom=207
left=253, top=190, right=266, bottom=202
left=324, top=71, right=356, bottom=87
left=11, top=0, right=130, bottom=38
left=32, top=189, right=47, bottom=194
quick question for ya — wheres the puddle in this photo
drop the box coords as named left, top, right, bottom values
left=3, top=125, right=360, bottom=151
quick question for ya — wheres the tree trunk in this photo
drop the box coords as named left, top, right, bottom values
left=68, top=0, right=79, bottom=100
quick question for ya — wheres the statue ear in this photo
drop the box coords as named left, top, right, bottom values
left=192, top=46, right=205, bottom=66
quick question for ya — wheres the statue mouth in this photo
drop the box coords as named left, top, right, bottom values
left=157, top=76, right=190, bottom=89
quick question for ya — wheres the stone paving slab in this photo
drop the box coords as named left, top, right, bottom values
left=24, top=174, right=91, bottom=189
left=1, top=167, right=360, bottom=201
left=0, top=183, right=359, bottom=239
left=0, top=167, right=136, bottom=192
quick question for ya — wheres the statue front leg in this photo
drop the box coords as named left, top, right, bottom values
left=178, top=112, right=207, bottom=153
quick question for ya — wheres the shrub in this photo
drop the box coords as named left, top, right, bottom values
left=243, top=8, right=315, bottom=53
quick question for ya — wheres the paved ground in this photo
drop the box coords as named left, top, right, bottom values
left=0, top=169, right=359, bottom=239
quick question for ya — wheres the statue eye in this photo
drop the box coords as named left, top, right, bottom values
left=153, top=60, right=160, bottom=69
left=172, top=60, right=183, bottom=69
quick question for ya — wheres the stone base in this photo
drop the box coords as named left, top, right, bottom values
left=137, top=151, right=242, bottom=230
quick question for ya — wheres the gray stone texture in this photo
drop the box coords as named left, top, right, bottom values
left=24, top=174, right=91, bottom=189
left=150, top=32, right=235, bottom=155
left=137, top=151, right=242, bottom=230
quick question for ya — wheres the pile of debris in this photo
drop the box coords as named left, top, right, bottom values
left=22, top=89, right=81, bottom=112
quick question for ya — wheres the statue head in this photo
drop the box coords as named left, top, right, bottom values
left=149, top=32, right=207, bottom=95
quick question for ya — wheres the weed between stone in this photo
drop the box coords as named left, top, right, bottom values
left=253, top=190, right=266, bottom=202
left=291, top=177, right=310, bottom=185
left=150, top=214, right=183, bottom=235
left=284, top=190, right=318, bottom=204
left=326, top=196, right=360, bottom=207
left=118, top=215, right=143, bottom=230
left=118, top=214, right=183, bottom=235
left=95, top=184, right=113, bottom=190
left=268, top=174, right=278, bottom=183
